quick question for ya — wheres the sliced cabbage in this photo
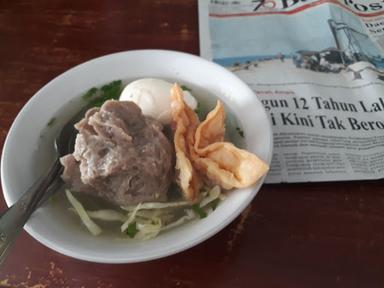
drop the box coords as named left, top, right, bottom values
left=120, top=203, right=142, bottom=232
left=200, top=185, right=221, bottom=207
left=87, top=209, right=127, bottom=222
left=66, top=185, right=223, bottom=239
left=135, top=210, right=173, bottom=223
left=161, top=209, right=196, bottom=231
left=65, top=189, right=102, bottom=236
left=121, top=200, right=190, bottom=211
left=135, top=218, right=162, bottom=240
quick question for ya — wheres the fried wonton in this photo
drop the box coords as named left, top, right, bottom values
left=170, top=84, right=269, bottom=200
left=170, top=84, right=202, bottom=201
left=194, top=100, right=269, bottom=189
left=193, top=142, right=269, bottom=190
left=194, top=100, right=225, bottom=151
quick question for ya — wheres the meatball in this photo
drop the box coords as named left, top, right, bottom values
left=60, top=100, right=174, bottom=206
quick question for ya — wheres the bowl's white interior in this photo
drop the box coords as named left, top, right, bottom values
left=1, top=50, right=273, bottom=263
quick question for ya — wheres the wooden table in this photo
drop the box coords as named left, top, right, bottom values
left=1, top=1, right=384, bottom=287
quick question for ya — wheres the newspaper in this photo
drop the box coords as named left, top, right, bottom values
left=198, top=0, right=384, bottom=183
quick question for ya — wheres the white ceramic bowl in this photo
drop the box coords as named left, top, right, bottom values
left=1, top=50, right=273, bottom=263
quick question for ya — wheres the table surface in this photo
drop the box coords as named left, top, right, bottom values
left=1, top=1, right=384, bottom=287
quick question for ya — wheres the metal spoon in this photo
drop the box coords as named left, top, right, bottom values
left=0, top=107, right=86, bottom=265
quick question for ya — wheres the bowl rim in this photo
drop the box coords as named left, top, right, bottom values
left=0, top=49, right=273, bottom=263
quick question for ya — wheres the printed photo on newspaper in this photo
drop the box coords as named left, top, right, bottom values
left=198, top=0, right=384, bottom=183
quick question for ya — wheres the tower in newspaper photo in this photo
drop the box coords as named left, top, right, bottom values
left=207, top=0, right=384, bottom=82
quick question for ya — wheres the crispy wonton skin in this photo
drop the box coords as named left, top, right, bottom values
left=170, top=84, right=202, bottom=201
left=194, top=101, right=225, bottom=150
left=193, top=142, right=269, bottom=190
left=194, top=100, right=269, bottom=189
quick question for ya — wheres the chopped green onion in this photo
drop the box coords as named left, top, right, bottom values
left=84, top=80, right=123, bottom=107
left=181, top=85, right=191, bottom=92
left=82, top=87, right=98, bottom=100
left=89, top=98, right=106, bottom=108
left=47, top=117, right=56, bottom=126
left=126, top=222, right=139, bottom=238
left=192, top=203, right=207, bottom=219
left=209, top=198, right=220, bottom=211
left=236, top=127, right=244, bottom=138
left=194, top=102, right=205, bottom=120
left=100, top=80, right=122, bottom=101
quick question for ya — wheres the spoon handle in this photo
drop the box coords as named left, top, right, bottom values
left=0, top=159, right=62, bottom=265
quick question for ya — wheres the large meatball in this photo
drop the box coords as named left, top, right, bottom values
left=60, top=100, right=174, bottom=206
